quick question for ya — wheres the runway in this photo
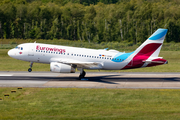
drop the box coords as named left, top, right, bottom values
left=0, top=72, right=180, bottom=88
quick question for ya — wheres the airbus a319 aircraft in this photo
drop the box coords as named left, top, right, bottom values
left=8, top=28, right=168, bottom=79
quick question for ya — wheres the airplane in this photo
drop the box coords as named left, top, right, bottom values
left=8, top=28, right=168, bottom=79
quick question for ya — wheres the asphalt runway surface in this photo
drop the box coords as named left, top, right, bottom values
left=0, top=72, right=180, bottom=89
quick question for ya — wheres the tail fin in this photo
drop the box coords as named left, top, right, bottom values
left=134, top=28, right=168, bottom=57
left=122, top=28, right=168, bottom=69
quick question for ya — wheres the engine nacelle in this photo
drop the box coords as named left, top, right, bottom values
left=50, top=62, right=75, bottom=73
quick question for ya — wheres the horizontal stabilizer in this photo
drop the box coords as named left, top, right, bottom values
left=143, top=57, right=168, bottom=64
left=143, top=60, right=166, bottom=64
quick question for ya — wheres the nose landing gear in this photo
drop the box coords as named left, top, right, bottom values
left=28, top=62, right=33, bottom=72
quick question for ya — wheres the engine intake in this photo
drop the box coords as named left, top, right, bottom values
left=50, top=62, right=75, bottom=73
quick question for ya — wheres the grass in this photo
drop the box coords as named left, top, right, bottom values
left=0, top=88, right=180, bottom=119
left=0, top=49, right=180, bottom=72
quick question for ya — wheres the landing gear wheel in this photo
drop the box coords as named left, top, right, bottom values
left=28, top=68, right=32, bottom=72
left=28, top=62, right=33, bottom=72
left=78, top=75, right=83, bottom=80
left=78, top=71, right=86, bottom=80
left=82, top=71, right=86, bottom=77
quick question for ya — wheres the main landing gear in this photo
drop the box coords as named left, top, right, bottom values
left=28, top=62, right=33, bottom=72
left=78, top=69, right=86, bottom=80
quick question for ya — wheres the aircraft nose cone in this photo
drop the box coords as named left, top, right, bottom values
left=8, top=49, right=15, bottom=57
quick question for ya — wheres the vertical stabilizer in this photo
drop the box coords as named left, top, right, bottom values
left=122, top=28, right=168, bottom=69
left=134, top=28, right=168, bottom=57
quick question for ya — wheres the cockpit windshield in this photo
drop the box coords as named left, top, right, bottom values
left=15, top=46, right=23, bottom=50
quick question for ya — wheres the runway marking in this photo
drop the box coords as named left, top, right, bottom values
left=0, top=74, right=13, bottom=76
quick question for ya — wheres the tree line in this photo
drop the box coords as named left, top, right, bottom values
left=0, top=0, right=180, bottom=43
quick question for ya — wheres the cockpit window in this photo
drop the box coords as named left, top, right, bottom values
left=15, top=46, right=23, bottom=50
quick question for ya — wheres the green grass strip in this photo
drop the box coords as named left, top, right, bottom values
left=0, top=88, right=180, bottom=119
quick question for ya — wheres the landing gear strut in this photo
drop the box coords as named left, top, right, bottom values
left=78, top=69, right=86, bottom=80
left=28, top=62, right=33, bottom=72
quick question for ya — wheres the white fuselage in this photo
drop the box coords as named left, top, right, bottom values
left=8, top=43, right=130, bottom=70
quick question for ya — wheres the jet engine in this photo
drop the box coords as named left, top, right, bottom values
left=50, top=62, right=75, bottom=73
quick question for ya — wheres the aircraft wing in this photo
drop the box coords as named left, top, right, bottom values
left=50, top=58, right=103, bottom=69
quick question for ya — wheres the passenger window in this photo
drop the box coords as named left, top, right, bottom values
left=74, top=54, right=76, bottom=56
left=21, top=47, right=23, bottom=50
